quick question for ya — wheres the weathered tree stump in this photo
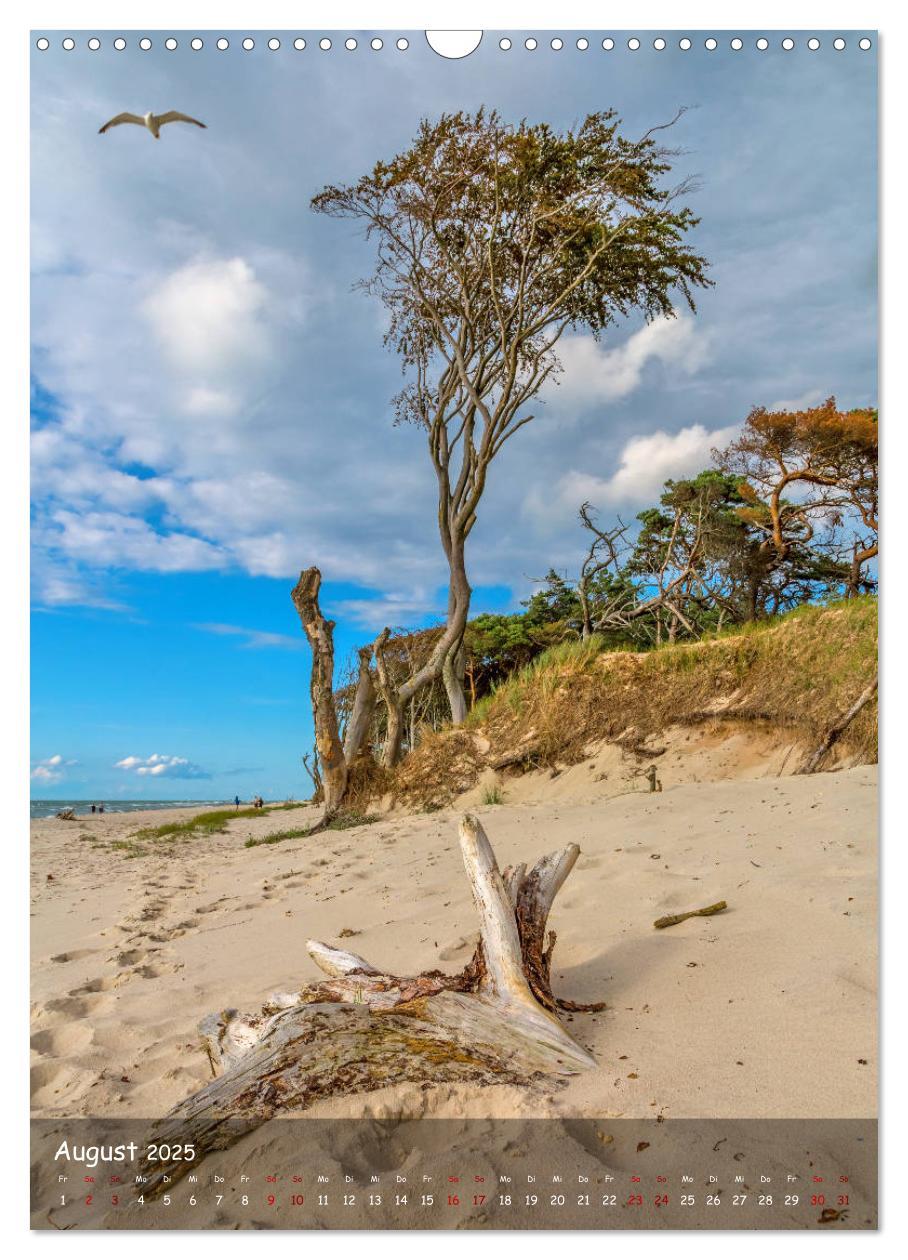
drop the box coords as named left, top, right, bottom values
left=139, top=814, right=602, bottom=1191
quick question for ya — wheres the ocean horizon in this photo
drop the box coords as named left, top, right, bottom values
left=30, top=798, right=232, bottom=820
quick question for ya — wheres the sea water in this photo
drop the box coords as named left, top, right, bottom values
left=29, top=799, right=228, bottom=820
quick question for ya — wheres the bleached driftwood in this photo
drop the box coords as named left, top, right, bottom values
left=798, top=674, right=878, bottom=775
left=140, top=814, right=602, bottom=1190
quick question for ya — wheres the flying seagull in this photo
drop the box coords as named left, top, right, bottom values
left=98, top=110, right=207, bottom=139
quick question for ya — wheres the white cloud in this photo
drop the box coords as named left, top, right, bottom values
left=549, top=422, right=739, bottom=514
left=195, top=622, right=302, bottom=650
left=114, top=754, right=210, bottom=780
left=31, top=754, right=77, bottom=783
left=330, top=590, right=442, bottom=629
left=45, top=510, right=226, bottom=573
left=30, top=766, right=60, bottom=783
left=553, top=316, right=713, bottom=409
left=142, top=257, right=270, bottom=377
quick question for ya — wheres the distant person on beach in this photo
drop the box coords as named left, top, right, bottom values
left=98, top=803, right=104, bottom=814
left=91, top=804, right=96, bottom=814
left=234, top=795, right=241, bottom=811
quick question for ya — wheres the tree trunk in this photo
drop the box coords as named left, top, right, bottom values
left=372, top=627, right=405, bottom=768
left=578, top=582, right=592, bottom=642
left=466, top=662, right=477, bottom=709
left=373, top=539, right=473, bottom=766
left=846, top=542, right=877, bottom=599
left=137, top=814, right=603, bottom=1192
left=439, top=536, right=471, bottom=725
left=342, top=644, right=377, bottom=764
left=291, top=568, right=348, bottom=817
left=443, top=638, right=468, bottom=725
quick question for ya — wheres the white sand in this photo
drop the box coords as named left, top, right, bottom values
left=30, top=744, right=877, bottom=1125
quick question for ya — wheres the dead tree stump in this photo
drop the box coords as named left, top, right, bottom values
left=139, top=814, right=602, bottom=1191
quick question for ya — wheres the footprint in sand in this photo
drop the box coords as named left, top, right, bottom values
left=42, top=991, right=113, bottom=1019
left=137, top=900, right=169, bottom=919
left=91, top=1024, right=138, bottom=1054
left=112, top=948, right=155, bottom=967
left=134, top=961, right=183, bottom=979
left=31, top=1023, right=93, bottom=1056
left=31, top=1059, right=91, bottom=1107
left=49, top=948, right=100, bottom=964
left=71, top=975, right=119, bottom=995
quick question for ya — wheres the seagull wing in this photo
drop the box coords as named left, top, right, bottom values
left=98, top=112, right=145, bottom=134
left=155, top=111, right=207, bottom=129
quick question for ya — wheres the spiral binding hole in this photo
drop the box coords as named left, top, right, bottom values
left=32, top=32, right=876, bottom=57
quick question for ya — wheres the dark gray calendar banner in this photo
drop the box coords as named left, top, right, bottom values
left=31, top=1118, right=877, bottom=1230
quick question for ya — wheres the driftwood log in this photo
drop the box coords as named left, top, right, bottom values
left=139, top=815, right=602, bottom=1191
left=798, top=674, right=878, bottom=775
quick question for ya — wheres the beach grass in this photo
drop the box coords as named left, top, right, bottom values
left=394, top=597, right=878, bottom=809
left=132, top=803, right=305, bottom=842
left=244, top=828, right=310, bottom=848
left=324, top=808, right=378, bottom=831
left=243, top=809, right=378, bottom=847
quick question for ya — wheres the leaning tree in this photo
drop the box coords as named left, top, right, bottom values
left=312, top=108, right=711, bottom=762
left=715, top=397, right=878, bottom=609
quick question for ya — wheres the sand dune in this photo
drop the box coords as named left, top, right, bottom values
left=30, top=749, right=877, bottom=1126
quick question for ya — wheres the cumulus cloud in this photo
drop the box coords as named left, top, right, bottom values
left=552, top=316, right=713, bottom=409
left=44, top=510, right=226, bottom=573
left=142, top=257, right=270, bottom=377
left=114, top=754, right=211, bottom=780
left=31, top=754, right=77, bottom=783
left=548, top=422, right=739, bottom=514
left=30, top=766, right=60, bottom=783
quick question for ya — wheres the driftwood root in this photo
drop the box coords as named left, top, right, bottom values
left=139, top=814, right=601, bottom=1191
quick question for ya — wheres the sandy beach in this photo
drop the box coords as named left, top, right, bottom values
left=31, top=750, right=877, bottom=1125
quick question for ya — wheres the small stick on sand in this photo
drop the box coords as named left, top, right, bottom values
left=653, top=900, right=727, bottom=929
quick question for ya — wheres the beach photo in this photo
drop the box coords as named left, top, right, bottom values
left=29, top=29, right=877, bottom=1230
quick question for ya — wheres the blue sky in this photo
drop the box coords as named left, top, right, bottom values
left=30, top=31, right=877, bottom=799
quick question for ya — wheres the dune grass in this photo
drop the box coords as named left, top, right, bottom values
left=133, top=802, right=307, bottom=842
left=394, top=597, right=877, bottom=809
left=244, top=828, right=310, bottom=848
left=243, top=809, right=378, bottom=847
left=133, top=807, right=262, bottom=841
left=324, top=809, right=378, bottom=831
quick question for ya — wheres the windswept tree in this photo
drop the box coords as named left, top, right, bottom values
left=313, top=108, right=711, bottom=762
left=715, top=397, right=878, bottom=607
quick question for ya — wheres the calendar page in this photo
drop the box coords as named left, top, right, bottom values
left=29, top=27, right=878, bottom=1231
